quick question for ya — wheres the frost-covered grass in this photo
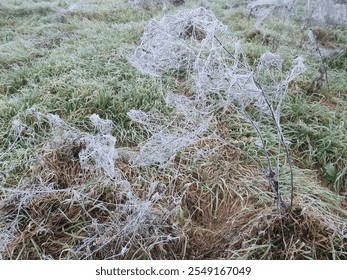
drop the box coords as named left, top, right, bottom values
left=0, top=0, right=346, bottom=259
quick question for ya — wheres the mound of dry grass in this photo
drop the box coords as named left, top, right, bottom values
left=175, top=140, right=347, bottom=259
left=0, top=139, right=183, bottom=259
left=2, top=122, right=346, bottom=260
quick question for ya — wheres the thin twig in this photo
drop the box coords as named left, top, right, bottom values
left=308, top=29, right=330, bottom=91
left=242, top=109, right=283, bottom=204
left=213, top=34, right=294, bottom=208
left=253, top=77, right=294, bottom=208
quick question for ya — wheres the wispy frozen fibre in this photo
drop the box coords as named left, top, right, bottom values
left=89, top=114, right=115, bottom=135
left=1, top=109, right=183, bottom=259
left=46, top=114, right=119, bottom=179
left=74, top=180, right=182, bottom=259
left=78, top=134, right=118, bottom=178
left=130, top=8, right=249, bottom=166
left=129, top=7, right=263, bottom=108
left=306, top=0, right=347, bottom=25
left=129, top=7, right=222, bottom=77
left=129, top=7, right=306, bottom=167
left=128, top=93, right=212, bottom=167
left=248, top=0, right=296, bottom=29
left=128, top=0, right=185, bottom=10
left=255, top=52, right=306, bottom=117
left=248, top=0, right=347, bottom=29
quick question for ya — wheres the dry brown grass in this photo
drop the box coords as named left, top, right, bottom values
left=1, top=124, right=346, bottom=259
left=175, top=132, right=346, bottom=259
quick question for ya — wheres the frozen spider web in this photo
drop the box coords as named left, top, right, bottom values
left=46, top=113, right=120, bottom=179
left=127, top=92, right=212, bottom=167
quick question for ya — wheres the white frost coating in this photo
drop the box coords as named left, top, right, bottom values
left=128, top=0, right=183, bottom=10
left=258, top=52, right=283, bottom=71
left=79, top=134, right=119, bottom=179
left=255, top=52, right=306, bottom=118
left=191, top=34, right=261, bottom=108
left=249, top=0, right=347, bottom=28
left=45, top=114, right=119, bottom=178
left=129, top=7, right=306, bottom=167
left=257, top=52, right=306, bottom=90
left=10, top=118, right=27, bottom=136
left=79, top=115, right=119, bottom=178
left=248, top=0, right=277, bottom=8
left=127, top=93, right=211, bottom=167
left=255, top=6, right=276, bottom=29
left=307, top=0, right=347, bottom=25
left=308, top=29, right=317, bottom=47
left=89, top=114, right=115, bottom=135
left=130, top=7, right=262, bottom=107
left=46, top=113, right=66, bottom=127
left=248, top=0, right=296, bottom=9
left=248, top=0, right=296, bottom=29
left=0, top=229, right=15, bottom=256
left=129, top=7, right=239, bottom=77
left=283, top=56, right=306, bottom=85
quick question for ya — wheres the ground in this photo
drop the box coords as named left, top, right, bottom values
left=0, top=0, right=346, bottom=259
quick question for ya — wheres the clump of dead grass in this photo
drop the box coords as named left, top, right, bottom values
left=175, top=142, right=347, bottom=259
left=1, top=119, right=346, bottom=259
left=168, top=116, right=346, bottom=260
left=0, top=142, right=184, bottom=259
left=0, top=111, right=184, bottom=259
